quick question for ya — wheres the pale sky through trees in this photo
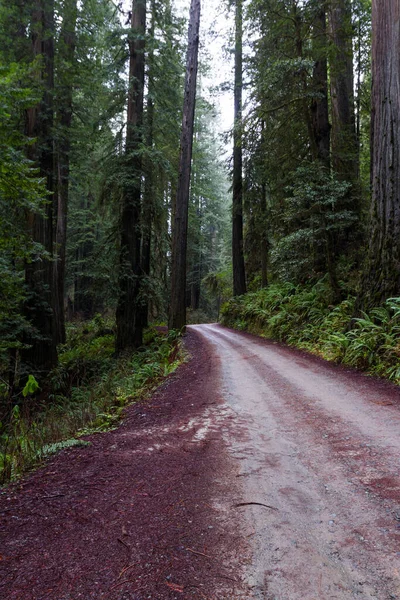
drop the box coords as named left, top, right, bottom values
left=173, top=0, right=234, bottom=134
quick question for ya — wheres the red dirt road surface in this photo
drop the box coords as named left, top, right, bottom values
left=2, top=324, right=400, bottom=599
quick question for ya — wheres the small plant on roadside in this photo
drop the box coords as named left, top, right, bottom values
left=221, top=282, right=400, bottom=384
left=0, top=320, right=183, bottom=484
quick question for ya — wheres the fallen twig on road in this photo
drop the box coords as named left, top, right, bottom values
left=186, top=547, right=211, bottom=558
left=234, top=502, right=279, bottom=511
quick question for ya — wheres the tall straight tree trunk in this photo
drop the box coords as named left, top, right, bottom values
left=53, top=0, right=77, bottom=345
left=260, top=119, right=268, bottom=289
left=328, top=0, right=358, bottom=184
left=190, top=166, right=202, bottom=311
left=116, top=0, right=146, bottom=352
left=357, top=0, right=400, bottom=309
left=137, top=0, right=155, bottom=331
left=311, top=4, right=340, bottom=299
left=169, top=0, right=201, bottom=330
left=23, top=0, right=57, bottom=375
left=260, top=181, right=268, bottom=288
left=310, top=6, right=330, bottom=167
left=232, top=0, right=246, bottom=297
left=292, top=2, right=317, bottom=159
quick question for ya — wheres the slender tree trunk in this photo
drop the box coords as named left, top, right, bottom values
left=232, top=0, right=246, bottom=297
left=260, top=182, right=268, bottom=288
left=137, top=0, right=155, bottom=331
left=355, top=15, right=362, bottom=160
left=116, top=0, right=146, bottom=352
left=190, top=182, right=202, bottom=311
left=169, top=0, right=201, bottom=330
left=259, top=119, right=269, bottom=289
left=23, top=0, right=57, bottom=375
left=292, top=2, right=317, bottom=160
left=328, top=0, right=358, bottom=184
left=53, top=0, right=77, bottom=345
left=357, top=0, right=400, bottom=309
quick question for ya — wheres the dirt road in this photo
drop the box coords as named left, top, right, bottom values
left=2, top=324, right=400, bottom=599
left=193, top=324, right=400, bottom=599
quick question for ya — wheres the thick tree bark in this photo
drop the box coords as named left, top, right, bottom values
left=328, top=0, right=358, bottom=183
left=357, top=0, right=400, bottom=309
left=310, top=6, right=330, bottom=167
left=116, top=0, right=146, bottom=352
left=232, top=0, right=246, bottom=297
left=169, top=0, right=201, bottom=330
left=53, top=0, right=77, bottom=345
left=23, top=0, right=57, bottom=375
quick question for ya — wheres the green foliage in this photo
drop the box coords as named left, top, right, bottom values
left=40, top=438, right=90, bottom=458
left=221, top=283, right=400, bottom=383
left=271, top=163, right=354, bottom=283
left=0, top=62, right=48, bottom=363
left=0, top=321, right=183, bottom=484
left=22, top=375, right=40, bottom=398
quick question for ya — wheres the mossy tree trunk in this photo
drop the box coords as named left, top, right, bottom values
left=357, top=0, right=400, bottom=310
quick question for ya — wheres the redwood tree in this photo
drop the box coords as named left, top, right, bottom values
left=328, top=0, right=358, bottom=183
left=310, top=3, right=330, bottom=167
left=358, top=0, right=400, bottom=309
left=232, top=0, right=246, bottom=297
left=137, top=0, right=155, bottom=331
left=169, top=0, right=201, bottom=330
left=116, top=0, right=146, bottom=351
left=53, top=0, right=77, bottom=345
left=23, top=0, right=57, bottom=374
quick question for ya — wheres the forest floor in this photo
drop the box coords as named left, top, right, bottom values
left=2, top=325, right=400, bottom=599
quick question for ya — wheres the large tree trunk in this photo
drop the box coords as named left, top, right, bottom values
left=169, top=0, right=201, bottom=330
left=310, top=5, right=340, bottom=299
left=53, top=0, right=77, bottom=345
left=357, top=0, right=400, bottom=309
left=232, top=0, right=246, bottom=297
left=23, top=0, right=57, bottom=375
left=328, top=0, right=358, bottom=183
left=310, top=6, right=330, bottom=167
left=116, top=0, right=146, bottom=352
left=137, top=0, right=155, bottom=331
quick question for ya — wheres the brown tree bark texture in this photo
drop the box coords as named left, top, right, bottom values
left=116, top=0, right=146, bottom=351
left=169, top=0, right=201, bottom=330
left=232, top=0, right=246, bottom=297
left=310, top=7, right=330, bottom=168
left=360, top=0, right=400, bottom=307
left=53, top=0, right=77, bottom=346
left=328, top=0, right=358, bottom=182
left=137, top=0, right=156, bottom=331
left=23, top=0, right=58, bottom=374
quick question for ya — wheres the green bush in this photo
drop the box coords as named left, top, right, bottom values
left=0, top=321, right=182, bottom=484
left=221, top=282, right=400, bottom=383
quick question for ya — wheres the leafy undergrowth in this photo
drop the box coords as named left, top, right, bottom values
left=221, top=280, right=400, bottom=384
left=0, top=320, right=182, bottom=484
